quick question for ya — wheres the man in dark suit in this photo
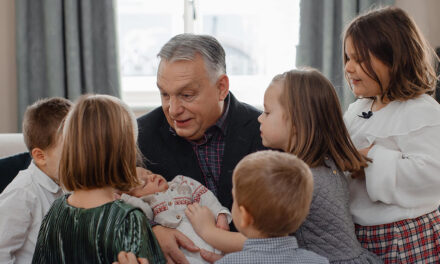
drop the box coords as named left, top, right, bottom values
left=137, top=33, right=264, bottom=263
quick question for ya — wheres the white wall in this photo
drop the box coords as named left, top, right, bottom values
left=395, top=0, right=440, bottom=48
left=0, top=0, right=17, bottom=133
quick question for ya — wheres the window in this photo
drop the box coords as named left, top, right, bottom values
left=116, top=0, right=300, bottom=114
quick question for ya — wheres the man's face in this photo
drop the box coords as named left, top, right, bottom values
left=157, top=54, right=229, bottom=141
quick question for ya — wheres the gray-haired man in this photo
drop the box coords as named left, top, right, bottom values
left=136, top=34, right=264, bottom=263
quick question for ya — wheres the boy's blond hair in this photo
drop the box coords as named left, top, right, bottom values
left=22, top=97, right=72, bottom=152
left=233, top=150, right=314, bottom=237
left=60, top=94, right=140, bottom=192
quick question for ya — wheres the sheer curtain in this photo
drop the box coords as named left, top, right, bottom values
left=296, top=0, right=394, bottom=110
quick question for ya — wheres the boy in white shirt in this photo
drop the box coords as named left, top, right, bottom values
left=0, top=97, right=72, bottom=264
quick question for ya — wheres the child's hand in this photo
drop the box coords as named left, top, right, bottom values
left=112, top=251, right=148, bottom=264
left=358, top=144, right=374, bottom=157
left=185, top=203, right=216, bottom=237
left=216, top=214, right=229, bottom=231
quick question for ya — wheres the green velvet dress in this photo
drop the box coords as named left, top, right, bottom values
left=32, top=194, right=166, bottom=264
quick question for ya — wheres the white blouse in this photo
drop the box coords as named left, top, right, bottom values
left=344, top=94, right=440, bottom=226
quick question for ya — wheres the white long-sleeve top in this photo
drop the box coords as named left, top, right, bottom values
left=0, top=162, right=63, bottom=264
left=344, top=94, right=440, bottom=226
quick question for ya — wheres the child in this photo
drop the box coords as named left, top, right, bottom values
left=0, top=97, right=71, bottom=263
left=186, top=150, right=329, bottom=263
left=31, top=95, right=166, bottom=264
left=120, top=168, right=231, bottom=264
left=187, top=69, right=382, bottom=263
left=259, top=69, right=381, bottom=263
left=343, top=7, right=440, bottom=263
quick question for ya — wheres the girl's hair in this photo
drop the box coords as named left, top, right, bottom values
left=60, top=94, right=140, bottom=192
left=343, top=6, right=439, bottom=102
left=276, top=68, right=367, bottom=172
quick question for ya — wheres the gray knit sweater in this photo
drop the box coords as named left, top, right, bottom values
left=295, top=157, right=382, bottom=264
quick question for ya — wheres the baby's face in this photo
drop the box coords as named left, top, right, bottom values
left=129, top=169, right=169, bottom=197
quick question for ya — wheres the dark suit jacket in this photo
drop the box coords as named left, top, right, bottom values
left=137, top=93, right=264, bottom=210
left=0, top=152, right=31, bottom=193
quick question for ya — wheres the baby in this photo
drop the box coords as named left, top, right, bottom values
left=121, top=168, right=231, bottom=264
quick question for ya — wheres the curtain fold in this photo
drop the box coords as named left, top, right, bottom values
left=296, top=0, right=394, bottom=110
left=16, top=0, right=120, bottom=130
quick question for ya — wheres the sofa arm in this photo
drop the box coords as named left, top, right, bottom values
left=0, top=133, right=28, bottom=158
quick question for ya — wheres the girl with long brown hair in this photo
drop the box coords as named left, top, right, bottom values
left=343, top=6, right=440, bottom=263
left=258, top=68, right=381, bottom=263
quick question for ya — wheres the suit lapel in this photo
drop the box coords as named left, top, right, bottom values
left=218, top=94, right=260, bottom=207
left=158, top=121, right=205, bottom=184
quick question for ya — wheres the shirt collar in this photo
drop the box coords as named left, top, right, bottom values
left=243, top=236, right=299, bottom=251
left=168, top=93, right=231, bottom=137
left=29, top=161, right=61, bottom=194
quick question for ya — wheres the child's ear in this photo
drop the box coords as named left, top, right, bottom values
left=31, top=148, right=47, bottom=166
left=239, top=205, right=254, bottom=229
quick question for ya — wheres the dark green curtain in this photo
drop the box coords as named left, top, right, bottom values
left=296, top=0, right=394, bottom=110
left=16, top=0, right=120, bottom=130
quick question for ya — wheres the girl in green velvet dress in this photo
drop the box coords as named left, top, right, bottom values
left=32, top=95, right=166, bottom=264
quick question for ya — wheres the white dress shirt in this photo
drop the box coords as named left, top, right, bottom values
left=0, top=162, right=63, bottom=264
left=344, top=94, right=440, bottom=226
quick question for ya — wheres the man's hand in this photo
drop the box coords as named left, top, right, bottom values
left=152, top=225, right=199, bottom=264
left=200, top=249, right=223, bottom=264
left=112, top=251, right=148, bottom=264
left=185, top=203, right=217, bottom=237
left=216, top=213, right=229, bottom=231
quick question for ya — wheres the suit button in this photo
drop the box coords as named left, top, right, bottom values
left=168, top=202, right=173, bottom=206
left=332, top=170, right=337, bottom=175
left=176, top=215, right=181, bottom=220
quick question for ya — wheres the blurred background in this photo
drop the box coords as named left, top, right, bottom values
left=1, top=0, right=439, bottom=133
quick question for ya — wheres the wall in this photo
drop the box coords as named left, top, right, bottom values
left=0, top=0, right=17, bottom=133
left=395, top=0, right=440, bottom=48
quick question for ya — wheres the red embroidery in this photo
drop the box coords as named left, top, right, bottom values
left=174, top=198, right=192, bottom=206
left=152, top=202, right=168, bottom=215
left=192, top=185, right=208, bottom=203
